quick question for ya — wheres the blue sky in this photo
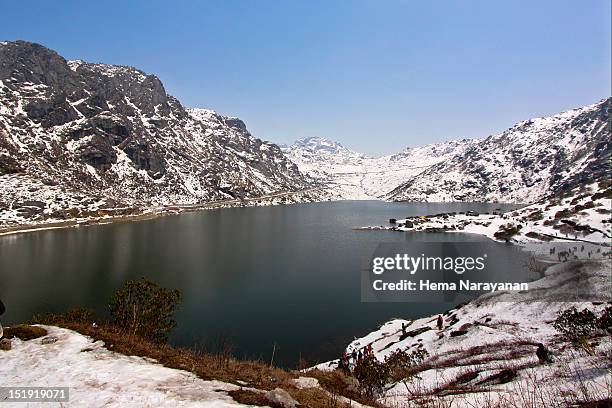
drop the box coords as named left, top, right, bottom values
left=1, top=1, right=610, bottom=155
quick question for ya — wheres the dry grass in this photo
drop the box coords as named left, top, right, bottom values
left=3, top=324, right=48, bottom=340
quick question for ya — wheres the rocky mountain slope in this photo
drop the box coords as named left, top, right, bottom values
left=389, top=98, right=611, bottom=203
left=283, top=137, right=475, bottom=199
left=0, top=41, right=324, bottom=229
left=285, top=99, right=611, bottom=203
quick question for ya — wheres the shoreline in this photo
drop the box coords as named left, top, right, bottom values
left=0, top=193, right=524, bottom=239
left=355, top=224, right=612, bottom=247
left=0, top=187, right=327, bottom=237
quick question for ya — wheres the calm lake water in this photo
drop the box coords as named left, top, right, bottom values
left=0, top=201, right=529, bottom=367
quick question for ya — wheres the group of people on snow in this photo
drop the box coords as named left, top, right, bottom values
left=339, top=343, right=374, bottom=371
left=339, top=316, right=447, bottom=371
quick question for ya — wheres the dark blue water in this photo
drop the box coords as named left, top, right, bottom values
left=0, top=201, right=526, bottom=367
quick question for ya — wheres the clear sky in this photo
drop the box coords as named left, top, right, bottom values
left=1, top=1, right=610, bottom=155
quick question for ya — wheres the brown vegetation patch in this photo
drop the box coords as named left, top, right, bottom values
left=3, top=324, right=47, bottom=341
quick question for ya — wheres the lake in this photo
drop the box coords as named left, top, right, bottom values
left=0, top=201, right=529, bottom=367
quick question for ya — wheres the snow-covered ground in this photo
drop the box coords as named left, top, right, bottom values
left=0, top=326, right=249, bottom=407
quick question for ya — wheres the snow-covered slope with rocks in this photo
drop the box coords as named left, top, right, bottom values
left=283, top=137, right=474, bottom=199
left=388, top=98, right=611, bottom=203
left=318, top=259, right=611, bottom=407
left=0, top=41, right=325, bottom=229
left=377, top=180, right=612, bottom=247
left=285, top=99, right=611, bottom=203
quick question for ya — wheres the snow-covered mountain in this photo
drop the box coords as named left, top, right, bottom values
left=388, top=99, right=611, bottom=203
left=0, top=41, right=325, bottom=227
left=285, top=99, right=611, bottom=203
left=1, top=40, right=609, bottom=230
left=283, top=137, right=475, bottom=199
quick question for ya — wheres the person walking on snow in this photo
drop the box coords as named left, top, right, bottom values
left=536, top=343, right=552, bottom=364
left=437, top=314, right=444, bottom=330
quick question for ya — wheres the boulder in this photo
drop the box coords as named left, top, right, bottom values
left=264, top=388, right=298, bottom=408
left=0, top=338, right=11, bottom=351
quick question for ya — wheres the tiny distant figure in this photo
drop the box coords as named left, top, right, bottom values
left=340, top=351, right=348, bottom=371
left=0, top=299, right=4, bottom=339
left=366, top=344, right=373, bottom=358
left=351, top=349, right=357, bottom=363
left=357, top=350, right=363, bottom=362
left=536, top=343, right=552, bottom=364
left=401, top=322, right=407, bottom=336
left=437, top=314, right=444, bottom=330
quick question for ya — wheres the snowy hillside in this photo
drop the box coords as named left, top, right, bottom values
left=316, top=259, right=611, bottom=407
left=388, top=99, right=611, bottom=203
left=0, top=41, right=325, bottom=230
left=283, top=137, right=474, bottom=199
left=374, top=180, right=612, bottom=247
left=285, top=99, right=611, bottom=203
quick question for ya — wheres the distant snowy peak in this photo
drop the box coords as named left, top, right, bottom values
left=284, top=137, right=367, bottom=170
left=291, top=136, right=363, bottom=157
left=284, top=137, right=474, bottom=199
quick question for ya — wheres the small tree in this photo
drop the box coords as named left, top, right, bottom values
left=353, top=357, right=389, bottom=398
left=109, top=278, right=180, bottom=343
left=384, top=348, right=429, bottom=382
left=553, top=307, right=599, bottom=353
